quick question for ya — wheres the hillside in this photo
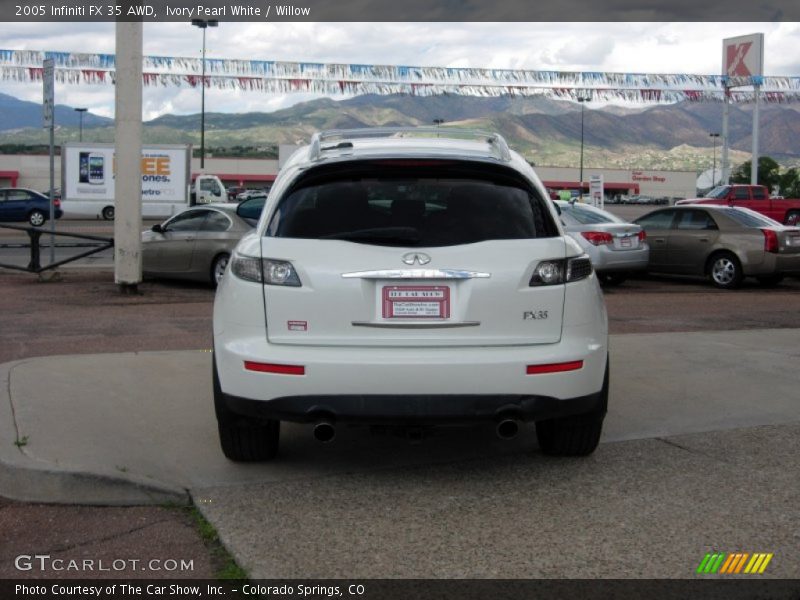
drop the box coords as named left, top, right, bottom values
left=0, top=93, right=796, bottom=171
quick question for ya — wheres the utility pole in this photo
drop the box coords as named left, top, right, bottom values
left=709, top=132, right=720, bottom=187
left=191, top=19, right=218, bottom=170
left=114, top=22, right=143, bottom=292
left=74, top=107, right=87, bottom=142
left=578, top=97, right=587, bottom=201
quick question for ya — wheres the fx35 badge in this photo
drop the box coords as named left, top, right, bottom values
left=523, top=310, right=549, bottom=320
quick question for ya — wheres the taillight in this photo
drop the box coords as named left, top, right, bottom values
left=581, top=231, right=614, bottom=246
left=244, top=361, right=305, bottom=375
left=637, top=229, right=646, bottom=242
left=526, top=360, right=584, bottom=375
left=529, top=256, right=593, bottom=286
left=230, top=253, right=302, bottom=286
left=54, top=199, right=61, bottom=207
left=761, top=229, right=779, bottom=253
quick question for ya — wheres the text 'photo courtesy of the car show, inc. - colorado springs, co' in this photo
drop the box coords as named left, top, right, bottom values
left=0, top=4, right=800, bottom=600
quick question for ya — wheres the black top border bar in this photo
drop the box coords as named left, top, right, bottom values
left=1, top=0, right=799, bottom=22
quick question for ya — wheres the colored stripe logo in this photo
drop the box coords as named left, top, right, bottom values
left=696, top=552, right=773, bottom=574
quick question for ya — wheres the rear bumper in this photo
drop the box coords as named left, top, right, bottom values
left=592, top=245, right=649, bottom=273
left=222, top=388, right=606, bottom=424
left=745, top=252, right=800, bottom=276
left=213, top=321, right=608, bottom=425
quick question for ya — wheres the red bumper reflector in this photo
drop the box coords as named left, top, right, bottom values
left=526, top=360, right=584, bottom=375
left=244, top=361, right=305, bottom=375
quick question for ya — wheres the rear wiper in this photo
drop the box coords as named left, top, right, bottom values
left=322, top=227, right=421, bottom=244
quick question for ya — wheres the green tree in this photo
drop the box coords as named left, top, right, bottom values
left=779, top=168, right=800, bottom=198
left=730, top=156, right=781, bottom=189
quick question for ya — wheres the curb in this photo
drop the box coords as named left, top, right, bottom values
left=0, top=359, right=189, bottom=506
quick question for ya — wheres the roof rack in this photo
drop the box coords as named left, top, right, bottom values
left=308, top=127, right=512, bottom=163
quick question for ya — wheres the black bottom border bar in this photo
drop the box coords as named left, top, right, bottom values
left=3, top=579, right=800, bottom=600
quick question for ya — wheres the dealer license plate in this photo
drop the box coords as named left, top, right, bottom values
left=382, top=286, right=450, bottom=319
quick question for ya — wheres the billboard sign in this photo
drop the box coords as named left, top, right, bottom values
left=63, top=145, right=189, bottom=202
left=722, top=33, right=764, bottom=78
left=589, top=174, right=604, bottom=208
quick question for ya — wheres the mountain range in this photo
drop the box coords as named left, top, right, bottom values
left=1, top=92, right=798, bottom=171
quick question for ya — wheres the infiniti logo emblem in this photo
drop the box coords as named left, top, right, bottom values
left=401, top=252, right=431, bottom=266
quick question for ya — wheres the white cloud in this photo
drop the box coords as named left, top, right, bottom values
left=1, top=22, right=796, bottom=119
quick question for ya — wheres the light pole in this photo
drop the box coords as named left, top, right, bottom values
left=433, top=118, right=443, bottom=137
left=191, top=19, right=218, bottom=170
left=74, top=107, right=87, bottom=142
left=709, top=132, right=720, bottom=188
left=578, top=97, right=587, bottom=201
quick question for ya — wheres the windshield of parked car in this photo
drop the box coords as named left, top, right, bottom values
left=558, top=202, right=623, bottom=226
left=705, top=186, right=731, bottom=199
left=266, top=162, right=558, bottom=246
left=724, top=207, right=783, bottom=228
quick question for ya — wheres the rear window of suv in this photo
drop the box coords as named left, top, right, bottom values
left=266, top=161, right=558, bottom=246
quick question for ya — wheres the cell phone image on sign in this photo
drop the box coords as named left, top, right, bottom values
left=383, top=286, right=450, bottom=319
left=78, top=152, right=90, bottom=183
left=88, top=154, right=105, bottom=185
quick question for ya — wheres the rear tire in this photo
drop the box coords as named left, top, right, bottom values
left=211, top=253, right=230, bottom=287
left=707, top=252, right=743, bottom=289
left=598, top=273, right=628, bottom=286
left=213, top=354, right=280, bottom=461
left=102, top=206, right=115, bottom=221
left=536, top=359, right=608, bottom=457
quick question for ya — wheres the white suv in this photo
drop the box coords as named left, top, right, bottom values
left=213, top=128, right=609, bottom=461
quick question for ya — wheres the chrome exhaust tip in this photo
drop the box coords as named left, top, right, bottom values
left=313, top=421, right=336, bottom=443
left=496, top=419, right=520, bottom=440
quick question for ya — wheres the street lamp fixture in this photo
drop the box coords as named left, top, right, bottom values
left=191, top=19, right=218, bottom=170
left=709, top=132, right=720, bottom=188
left=74, top=107, right=87, bottom=142
left=577, top=97, right=588, bottom=201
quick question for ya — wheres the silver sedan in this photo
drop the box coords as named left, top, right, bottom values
left=142, top=203, right=255, bottom=286
left=556, top=200, right=649, bottom=285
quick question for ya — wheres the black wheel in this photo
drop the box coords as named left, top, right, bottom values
left=598, top=273, right=628, bottom=286
left=211, top=253, right=230, bottom=287
left=102, top=206, right=115, bottom=221
left=28, top=210, right=46, bottom=227
left=213, top=354, right=279, bottom=461
left=785, top=211, right=800, bottom=226
left=756, top=274, right=784, bottom=287
left=707, top=252, right=743, bottom=289
left=536, top=359, right=608, bottom=457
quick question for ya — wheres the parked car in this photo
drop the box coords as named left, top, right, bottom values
left=226, top=186, right=246, bottom=202
left=556, top=200, right=648, bottom=285
left=0, top=188, right=63, bottom=226
left=634, top=205, right=800, bottom=289
left=676, top=184, right=800, bottom=225
left=142, top=201, right=262, bottom=286
left=236, top=189, right=268, bottom=202
left=212, top=127, right=610, bottom=461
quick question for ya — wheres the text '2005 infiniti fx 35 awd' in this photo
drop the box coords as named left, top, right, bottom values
left=212, top=128, right=609, bottom=461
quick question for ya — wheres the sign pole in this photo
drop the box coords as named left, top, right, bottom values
left=114, top=22, right=143, bottom=291
left=751, top=84, right=760, bottom=185
left=43, top=58, right=55, bottom=265
left=721, top=88, right=730, bottom=185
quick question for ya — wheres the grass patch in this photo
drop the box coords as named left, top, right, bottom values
left=14, top=435, right=29, bottom=448
left=184, top=505, right=248, bottom=581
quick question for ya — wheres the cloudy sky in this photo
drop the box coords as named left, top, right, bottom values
left=1, top=22, right=799, bottom=119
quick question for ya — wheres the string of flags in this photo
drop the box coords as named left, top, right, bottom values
left=2, top=49, right=800, bottom=103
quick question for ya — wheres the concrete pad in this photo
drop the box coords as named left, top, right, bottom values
left=195, top=423, right=800, bottom=578
left=1, top=329, right=799, bottom=505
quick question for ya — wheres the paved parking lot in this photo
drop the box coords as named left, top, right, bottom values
left=1, top=269, right=799, bottom=581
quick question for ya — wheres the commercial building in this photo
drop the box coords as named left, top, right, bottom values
left=0, top=151, right=697, bottom=201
